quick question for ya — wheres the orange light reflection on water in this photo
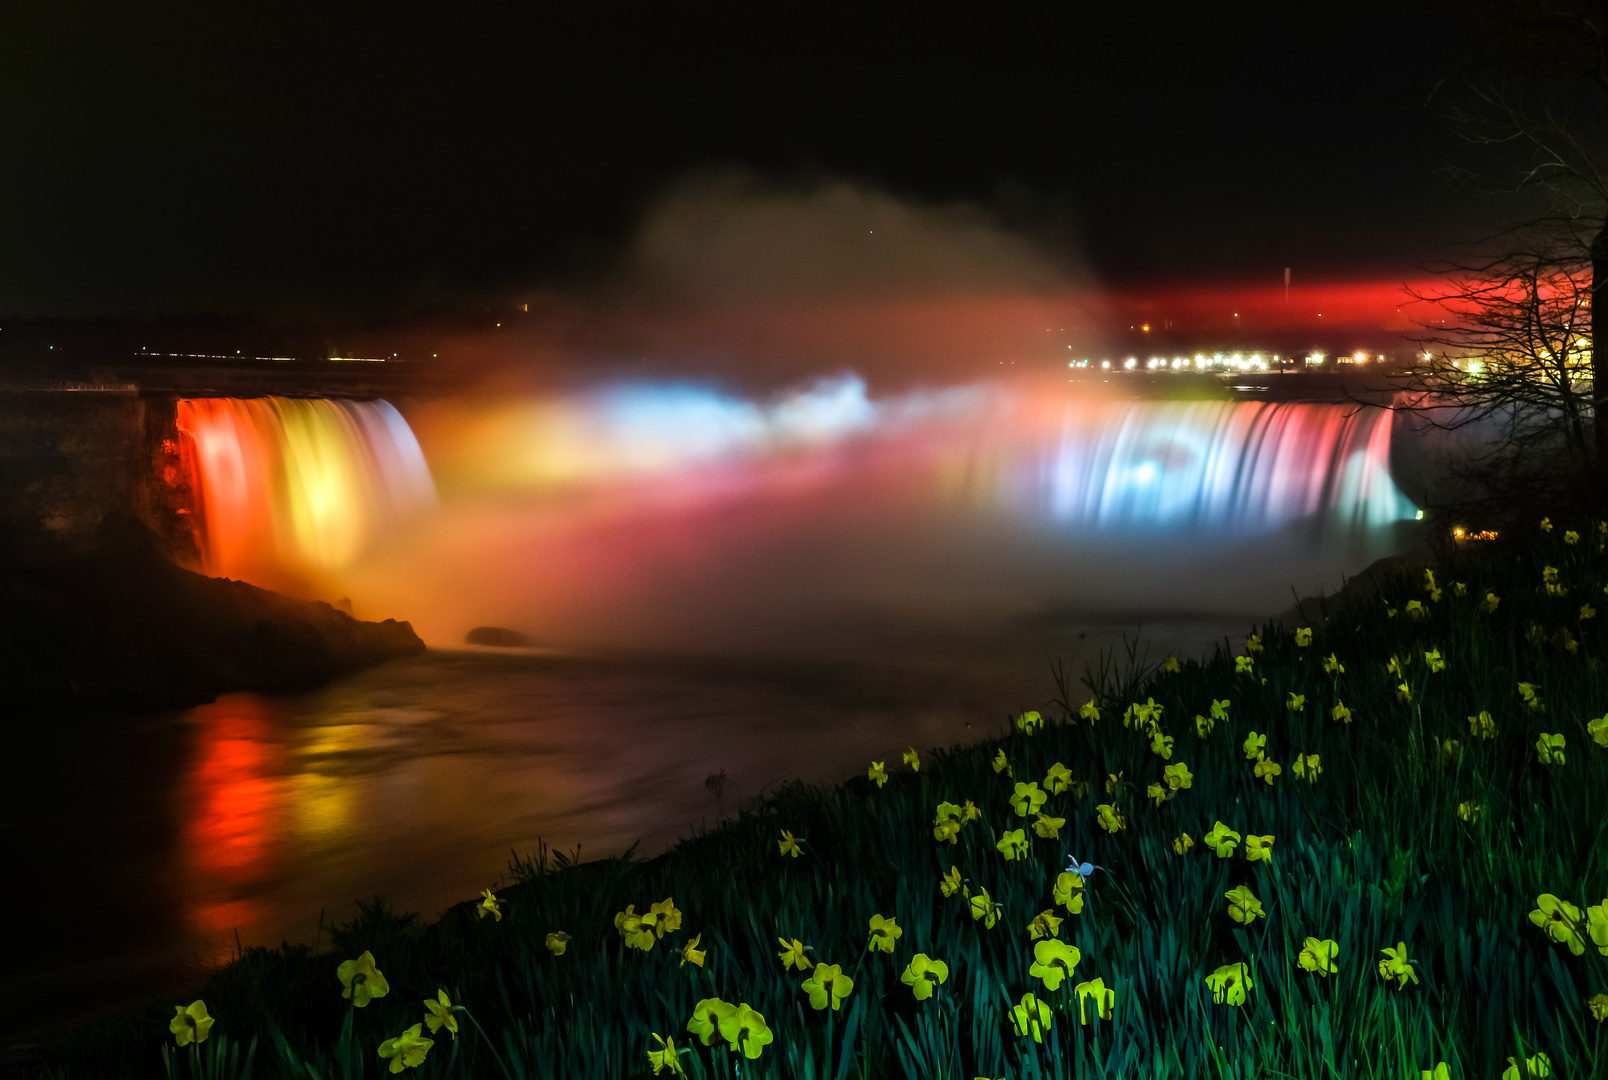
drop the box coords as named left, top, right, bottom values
left=184, top=697, right=280, bottom=941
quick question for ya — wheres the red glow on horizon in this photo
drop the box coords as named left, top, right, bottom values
left=1102, top=277, right=1448, bottom=336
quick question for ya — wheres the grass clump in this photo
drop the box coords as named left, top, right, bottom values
left=31, top=517, right=1608, bottom=1079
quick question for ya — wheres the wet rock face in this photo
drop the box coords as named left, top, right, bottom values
left=464, top=626, right=532, bottom=647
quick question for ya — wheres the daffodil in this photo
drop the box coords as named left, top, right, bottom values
left=686, top=998, right=738, bottom=1048
left=1502, top=1053, right=1552, bottom=1079
left=1204, top=820, right=1240, bottom=857
left=1323, top=653, right=1345, bottom=675
left=1291, top=752, right=1321, bottom=783
left=1242, top=731, right=1265, bottom=760
left=1541, top=516, right=1554, bottom=532
left=1080, top=699, right=1100, bottom=723
left=1298, top=937, right=1339, bottom=976
left=1173, top=832, right=1194, bottom=855
left=1028, top=909, right=1064, bottom=940
left=544, top=931, right=569, bottom=955
left=1149, top=731, right=1174, bottom=759
left=1589, top=992, right=1608, bottom=1023
left=1332, top=699, right=1353, bottom=724
left=961, top=799, right=981, bottom=822
left=1246, top=633, right=1263, bottom=653
left=940, top=866, right=962, bottom=897
left=1295, top=627, right=1312, bottom=646
left=1529, top=894, right=1588, bottom=955
left=868, top=913, right=903, bottom=953
left=477, top=889, right=502, bottom=921
left=615, top=905, right=656, bottom=951
left=651, top=898, right=682, bottom=938
left=1582, top=603, right=1597, bottom=620
left=1254, top=756, right=1281, bottom=785
left=1566, top=528, right=1579, bottom=544
left=1105, top=770, right=1123, bottom=795
left=868, top=761, right=888, bottom=788
left=1044, top=761, right=1073, bottom=795
left=1518, top=682, right=1544, bottom=711
left=1095, top=802, right=1127, bottom=833
left=1406, top=600, right=1427, bottom=621
left=1537, top=732, right=1566, bottom=765
left=1009, top=781, right=1047, bottom=816
left=1225, top=884, right=1264, bottom=925
left=1424, top=568, right=1437, bottom=592
left=1395, top=682, right=1412, bottom=704
left=169, top=1000, right=214, bottom=1047
left=1543, top=565, right=1560, bottom=584
left=801, top=962, right=854, bottom=1011
left=1195, top=712, right=1215, bottom=738
left=1163, top=655, right=1181, bottom=672
left=997, top=827, right=1029, bottom=860
left=1378, top=942, right=1418, bottom=988
left=1052, top=871, right=1086, bottom=913
left=1482, top=591, right=1500, bottom=613
left=969, top=888, right=1000, bottom=928
left=1458, top=800, right=1482, bottom=824
left=933, top=801, right=964, bottom=834
left=681, top=933, right=706, bottom=968
left=1204, top=962, right=1253, bottom=1005
left=1588, top=713, right=1608, bottom=748
left=1387, top=655, right=1407, bottom=678
left=423, top=990, right=457, bottom=1039
left=1147, top=781, right=1168, bottom=808
left=900, top=953, right=949, bottom=1000
left=1027, top=938, right=1081, bottom=990
left=377, top=1024, right=433, bottom=1074
left=1074, top=976, right=1115, bottom=1023
left=647, top=1033, right=686, bottom=1077
left=1010, top=992, right=1053, bottom=1042
left=778, top=830, right=803, bottom=858
left=337, top=951, right=390, bottom=1007
left=717, top=1004, right=774, bottom=1061
left=1244, top=833, right=1274, bottom=864
left=1032, top=811, right=1065, bottom=839
left=1017, top=710, right=1043, bottom=733
left=900, top=745, right=922, bottom=772
left=1286, top=692, right=1305, bottom=712
left=1424, top=648, right=1444, bottom=673
left=1422, top=1061, right=1451, bottom=1079
left=1454, top=582, right=1468, bottom=597
left=932, top=818, right=960, bottom=844
left=1437, top=739, right=1460, bottom=767
left=992, top=749, right=1012, bottom=776
left=777, top=938, right=813, bottom=972
left=1160, top=762, right=1193, bottom=795
left=1236, top=655, right=1254, bottom=674
left=1468, top=711, right=1497, bottom=739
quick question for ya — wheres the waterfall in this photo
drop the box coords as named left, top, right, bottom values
left=175, top=397, right=436, bottom=581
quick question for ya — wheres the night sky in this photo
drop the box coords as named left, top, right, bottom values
left=0, top=3, right=1483, bottom=323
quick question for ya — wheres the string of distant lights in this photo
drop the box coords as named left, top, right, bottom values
left=1068, top=350, right=1389, bottom=373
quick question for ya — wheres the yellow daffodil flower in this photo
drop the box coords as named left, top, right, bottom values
left=1044, top=761, right=1073, bottom=794
left=1235, top=655, right=1254, bottom=674
left=801, top=962, right=854, bottom=1011
left=1027, top=938, right=1081, bottom=991
left=1422, top=1060, right=1451, bottom=1079
left=1454, top=582, right=1467, bottom=597
left=1588, top=714, right=1608, bottom=749
left=1458, top=800, right=1482, bottom=824
left=1195, top=712, right=1214, bottom=738
left=1242, top=732, right=1265, bottom=760
left=686, top=998, right=738, bottom=1048
left=544, top=931, right=569, bottom=955
left=615, top=905, right=656, bottom=951
left=1518, top=682, right=1543, bottom=711
left=777, top=938, right=813, bottom=972
left=1028, top=909, right=1064, bottom=940
left=1406, top=600, right=1427, bottom=621
left=717, top=1004, right=773, bottom=1061
left=1537, top=732, right=1566, bottom=765
left=934, top=801, right=963, bottom=831
left=1503, top=1053, right=1552, bottom=1079
left=651, top=898, right=682, bottom=938
left=903, top=746, right=921, bottom=772
left=1204, top=820, right=1240, bottom=857
left=1254, top=756, right=1281, bottom=785
left=1439, top=739, right=1461, bottom=767
left=940, top=866, right=962, bottom=897
left=1080, top=699, right=1100, bottom=723
left=1017, top=710, right=1043, bottom=734
left=969, top=888, right=1000, bottom=928
left=1009, top=781, right=1048, bottom=817
left=1032, top=811, right=1065, bottom=839
left=169, top=1000, right=214, bottom=1047
left=1149, top=731, right=1174, bottom=759
left=1387, top=656, right=1406, bottom=678
left=1286, top=692, right=1305, bottom=712
left=1010, top=992, right=1052, bottom=1042
left=1147, top=781, right=1168, bottom=808
left=337, top=951, right=390, bottom=1007
left=1589, top=992, right=1608, bottom=1022
left=1378, top=942, right=1418, bottom=988
left=1295, top=627, right=1312, bottom=646
left=1567, top=529, right=1581, bottom=544
left=1424, top=568, right=1436, bottom=590
left=1291, top=752, right=1321, bottom=783
left=1482, top=591, right=1501, bottom=613
left=1164, top=655, right=1181, bottom=672
left=1298, top=937, right=1338, bottom=976
left=900, top=953, right=949, bottom=1000
left=1323, top=653, right=1344, bottom=675
left=1163, top=762, right=1193, bottom=793
left=1395, top=682, right=1412, bottom=704
left=1582, top=603, right=1597, bottom=620
left=1204, top=962, right=1252, bottom=1005
left=1244, top=834, right=1274, bottom=864
left=1543, top=565, right=1560, bottom=584
left=1173, top=832, right=1194, bottom=855
left=992, top=749, right=1012, bottom=776
left=1225, top=884, right=1264, bottom=925
left=868, top=914, right=902, bottom=953
left=377, top=1023, right=433, bottom=1074
left=1095, top=802, right=1127, bottom=833
left=1105, top=770, right=1123, bottom=795
left=1468, top=711, right=1497, bottom=739
left=997, top=828, right=1029, bottom=860
left=1052, top=871, right=1086, bottom=913
left=1210, top=698, right=1230, bottom=722
left=423, top=990, right=457, bottom=1039
left=1332, top=699, right=1353, bottom=724
left=868, top=761, right=887, bottom=788
left=1074, top=976, right=1115, bottom=1023
left=476, top=889, right=502, bottom=922
left=1424, top=648, right=1444, bottom=673
left=1246, top=633, right=1263, bottom=653
left=962, top=800, right=981, bottom=822
left=647, top=1033, right=686, bottom=1077
left=778, top=830, right=803, bottom=858
left=1529, top=894, right=1588, bottom=955
left=1541, top=516, right=1553, bottom=532
left=681, top=933, right=706, bottom=968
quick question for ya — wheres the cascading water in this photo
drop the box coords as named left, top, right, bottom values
left=175, top=397, right=436, bottom=586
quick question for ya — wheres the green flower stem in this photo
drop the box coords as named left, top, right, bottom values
left=455, top=1006, right=515, bottom=1080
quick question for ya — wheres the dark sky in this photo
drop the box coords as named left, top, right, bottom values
left=0, top=3, right=1475, bottom=319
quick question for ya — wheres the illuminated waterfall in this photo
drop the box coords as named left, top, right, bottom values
left=176, top=397, right=436, bottom=581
